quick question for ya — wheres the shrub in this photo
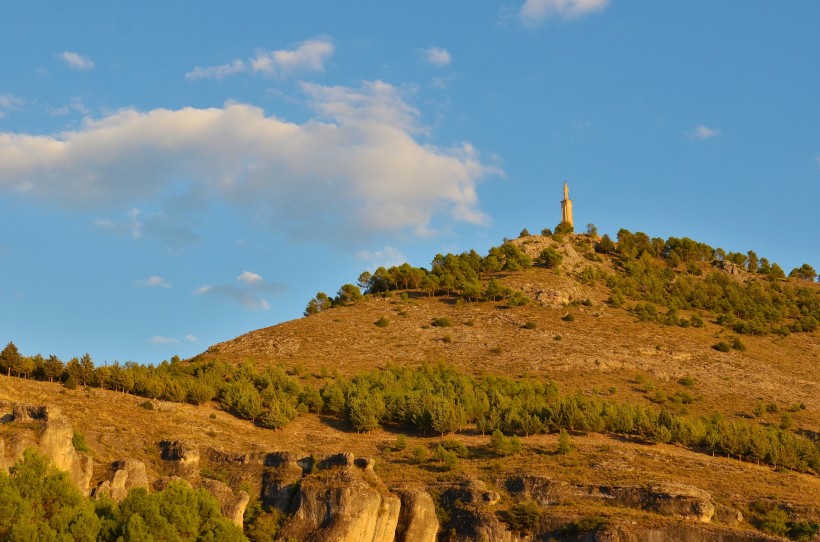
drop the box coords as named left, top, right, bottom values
left=394, top=434, right=408, bottom=451
left=537, top=247, right=563, bottom=269
left=434, top=445, right=460, bottom=471
left=441, top=439, right=470, bottom=458
left=522, top=321, right=536, bottom=330
left=431, top=317, right=453, bottom=328
left=409, top=446, right=429, bottom=464
left=72, top=431, right=91, bottom=453
left=506, top=501, right=543, bottom=534
left=374, top=316, right=389, bottom=328
left=556, top=429, right=571, bottom=454
left=679, top=376, right=696, bottom=387
left=562, top=313, right=575, bottom=322
left=712, top=341, right=731, bottom=352
left=139, top=400, right=154, bottom=410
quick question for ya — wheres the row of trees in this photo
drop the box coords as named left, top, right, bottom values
left=2, top=340, right=818, bottom=473
left=304, top=241, right=537, bottom=315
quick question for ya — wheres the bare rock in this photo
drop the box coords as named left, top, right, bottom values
left=262, top=454, right=304, bottom=513
left=12, top=403, right=50, bottom=421
left=394, top=488, right=439, bottom=542
left=33, top=408, right=94, bottom=496
left=200, top=478, right=250, bottom=528
left=160, top=439, right=200, bottom=478
left=280, top=457, right=401, bottom=542
left=94, top=459, right=149, bottom=501
left=637, top=483, right=716, bottom=523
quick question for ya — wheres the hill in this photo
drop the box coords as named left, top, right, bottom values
left=1, top=229, right=818, bottom=541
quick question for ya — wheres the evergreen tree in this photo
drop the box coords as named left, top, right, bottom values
left=0, top=341, right=22, bottom=377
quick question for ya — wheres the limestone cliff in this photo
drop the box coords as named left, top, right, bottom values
left=1, top=403, right=94, bottom=496
left=279, top=453, right=402, bottom=542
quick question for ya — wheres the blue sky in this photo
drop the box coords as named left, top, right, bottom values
left=1, top=1, right=818, bottom=364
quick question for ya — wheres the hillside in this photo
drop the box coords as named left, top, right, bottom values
left=1, top=230, right=819, bottom=541
left=198, top=232, right=820, bottom=429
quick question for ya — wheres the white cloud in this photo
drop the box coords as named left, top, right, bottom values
left=424, top=47, right=452, bottom=66
left=0, top=94, right=25, bottom=118
left=357, top=246, right=407, bottom=270
left=0, top=81, right=498, bottom=241
left=188, top=39, right=334, bottom=81
left=59, top=52, right=95, bottom=71
left=689, top=124, right=721, bottom=140
left=520, top=0, right=608, bottom=23
left=251, top=38, right=334, bottom=75
left=149, top=335, right=179, bottom=344
left=186, top=59, right=246, bottom=81
left=237, top=271, right=263, bottom=285
left=185, top=334, right=197, bottom=342
left=195, top=272, right=284, bottom=310
left=137, top=275, right=171, bottom=288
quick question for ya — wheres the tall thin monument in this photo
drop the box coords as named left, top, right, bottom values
left=560, top=181, right=574, bottom=228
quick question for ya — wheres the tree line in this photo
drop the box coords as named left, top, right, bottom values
left=3, top=342, right=817, bottom=475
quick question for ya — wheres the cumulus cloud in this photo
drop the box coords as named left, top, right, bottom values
left=186, top=59, right=246, bottom=81
left=187, top=38, right=333, bottom=80
left=59, top=52, right=95, bottom=71
left=0, top=94, right=25, bottom=118
left=149, top=335, right=179, bottom=344
left=0, top=81, right=498, bottom=241
left=520, top=0, right=608, bottom=23
left=185, top=334, right=197, bottom=342
left=195, top=271, right=284, bottom=310
left=357, top=246, right=407, bottom=270
left=689, top=124, right=721, bottom=139
left=137, top=275, right=171, bottom=288
left=424, top=47, right=452, bottom=66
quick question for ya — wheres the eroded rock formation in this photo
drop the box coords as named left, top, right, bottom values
left=93, top=459, right=150, bottom=502
left=279, top=453, right=402, bottom=542
left=1, top=403, right=94, bottom=496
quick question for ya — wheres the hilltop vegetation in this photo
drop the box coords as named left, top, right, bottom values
left=306, top=226, right=818, bottom=336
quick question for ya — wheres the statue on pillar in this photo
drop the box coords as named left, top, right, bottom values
left=561, top=182, right=574, bottom=229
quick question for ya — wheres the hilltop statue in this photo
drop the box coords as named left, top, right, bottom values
left=560, top=182, right=573, bottom=229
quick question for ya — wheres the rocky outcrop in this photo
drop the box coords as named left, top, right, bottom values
left=3, top=403, right=94, bottom=496
left=393, top=488, right=439, bottom=542
left=160, top=439, right=200, bottom=478
left=508, top=475, right=715, bottom=523
left=94, top=459, right=149, bottom=501
left=441, top=478, right=516, bottom=542
left=280, top=453, right=402, bottom=542
left=200, top=478, right=250, bottom=528
left=262, top=451, right=304, bottom=513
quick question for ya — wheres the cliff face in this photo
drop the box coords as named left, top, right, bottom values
left=1, top=403, right=94, bottom=496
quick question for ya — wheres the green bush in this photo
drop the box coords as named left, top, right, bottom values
left=431, top=317, right=453, bottom=327
left=506, top=501, right=543, bottom=534
left=712, top=341, right=731, bottom=352
left=72, top=431, right=91, bottom=453
left=374, top=316, right=389, bottom=328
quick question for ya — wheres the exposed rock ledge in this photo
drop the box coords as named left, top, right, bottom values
left=0, top=403, right=94, bottom=496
